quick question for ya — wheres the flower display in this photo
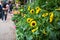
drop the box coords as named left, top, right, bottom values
left=12, top=0, right=60, bottom=40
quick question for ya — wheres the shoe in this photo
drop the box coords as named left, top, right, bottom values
left=1, top=21, right=3, bottom=22
left=3, top=20, right=5, bottom=22
left=5, top=20, right=7, bottom=23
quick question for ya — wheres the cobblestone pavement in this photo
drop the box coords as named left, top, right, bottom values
left=0, top=14, right=16, bottom=40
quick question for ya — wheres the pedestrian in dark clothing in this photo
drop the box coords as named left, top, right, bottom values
left=0, top=1, right=3, bottom=19
left=2, top=2, right=8, bottom=21
left=8, top=1, right=13, bottom=14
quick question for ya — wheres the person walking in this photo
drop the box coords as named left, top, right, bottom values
left=8, top=1, right=13, bottom=14
left=2, top=2, right=8, bottom=21
left=0, top=1, right=3, bottom=19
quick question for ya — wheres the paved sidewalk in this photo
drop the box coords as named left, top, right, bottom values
left=0, top=14, right=16, bottom=40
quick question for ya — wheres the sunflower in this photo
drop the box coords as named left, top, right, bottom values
left=50, top=12, right=54, bottom=18
left=31, top=29, right=36, bottom=33
left=49, top=18, right=53, bottom=23
left=49, top=12, right=54, bottom=23
left=36, top=7, right=41, bottom=14
left=36, top=10, right=40, bottom=14
left=31, top=27, right=38, bottom=33
left=30, top=9, right=34, bottom=14
left=42, top=13, right=48, bottom=17
left=30, top=21, right=37, bottom=27
left=28, top=6, right=30, bottom=11
left=27, top=18, right=33, bottom=23
left=42, top=14, right=46, bottom=17
left=35, top=7, right=41, bottom=10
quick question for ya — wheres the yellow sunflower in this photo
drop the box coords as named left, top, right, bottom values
left=50, top=12, right=54, bottom=16
left=30, top=9, right=34, bottom=14
left=36, top=10, right=40, bottom=14
left=30, top=21, right=37, bottom=27
left=28, top=6, right=30, bottom=11
left=49, top=12, right=54, bottom=23
left=36, top=7, right=41, bottom=14
left=31, top=27, right=38, bottom=33
left=42, top=14, right=46, bottom=17
left=49, top=18, right=53, bottom=23
left=35, top=7, right=41, bottom=10
left=42, top=13, right=48, bottom=17
left=31, top=29, right=36, bottom=33
left=27, top=18, right=33, bottom=23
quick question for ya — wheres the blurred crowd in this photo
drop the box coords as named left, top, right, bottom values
left=0, top=0, right=13, bottom=22
left=0, top=0, right=21, bottom=22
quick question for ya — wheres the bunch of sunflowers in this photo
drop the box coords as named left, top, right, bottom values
left=12, top=0, right=60, bottom=40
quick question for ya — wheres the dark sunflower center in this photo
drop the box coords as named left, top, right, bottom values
left=32, top=23, right=35, bottom=26
left=28, top=20, right=30, bottom=21
left=37, top=8, right=38, bottom=10
left=32, top=11, right=33, bottom=13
